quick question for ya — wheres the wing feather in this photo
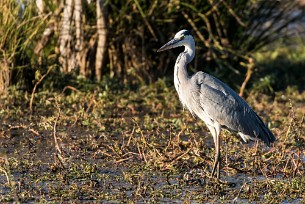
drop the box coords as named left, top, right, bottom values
left=191, top=72, right=275, bottom=145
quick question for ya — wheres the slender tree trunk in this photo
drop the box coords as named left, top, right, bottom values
left=59, top=0, right=75, bottom=73
left=74, top=0, right=86, bottom=76
left=0, top=59, right=10, bottom=93
left=95, top=0, right=107, bottom=81
left=35, top=0, right=44, bottom=15
left=35, top=27, right=54, bottom=55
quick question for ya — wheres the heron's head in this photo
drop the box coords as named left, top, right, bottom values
left=157, top=30, right=193, bottom=52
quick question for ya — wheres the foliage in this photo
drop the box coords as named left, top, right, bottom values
left=0, top=80, right=305, bottom=202
left=0, top=0, right=45, bottom=91
left=1, top=0, right=304, bottom=92
left=1, top=1, right=305, bottom=202
left=253, top=38, right=305, bottom=93
left=106, top=0, right=305, bottom=88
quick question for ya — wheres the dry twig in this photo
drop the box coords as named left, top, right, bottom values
left=239, top=57, right=254, bottom=97
left=30, top=66, right=53, bottom=112
left=8, top=124, right=40, bottom=136
left=53, top=98, right=63, bottom=157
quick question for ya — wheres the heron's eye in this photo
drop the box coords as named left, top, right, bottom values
left=180, top=35, right=185, bottom=40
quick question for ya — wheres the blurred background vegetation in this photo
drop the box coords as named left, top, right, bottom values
left=0, top=0, right=305, bottom=96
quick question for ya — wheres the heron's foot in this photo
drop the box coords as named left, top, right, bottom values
left=211, top=160, right=221, bottom=179
left=183, top=168, right=207, bottom=185
left=208, top=176, right=236, bottom=187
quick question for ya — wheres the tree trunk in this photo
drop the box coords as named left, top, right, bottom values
left=95, top=0, right=107, bottom=81
left=35, top=0, right=44, bottom=15
left=0, top=59, right=10, bottom=93
left=74, top=0, right=86, bottom=77
left=59, top=0, right=75, bottom=73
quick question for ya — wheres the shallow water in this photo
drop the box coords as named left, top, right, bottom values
left=0, top=121, right=304, bottom=203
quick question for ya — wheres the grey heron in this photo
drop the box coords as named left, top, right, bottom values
left=157, top=30, right=275, bottom=179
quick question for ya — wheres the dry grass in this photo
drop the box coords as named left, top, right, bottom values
left=0, top=79, right=304, bottom=202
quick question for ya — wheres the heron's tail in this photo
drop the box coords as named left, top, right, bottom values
left=257, top=114, right=276, bottom=146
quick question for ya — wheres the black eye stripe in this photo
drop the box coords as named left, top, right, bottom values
left=181, top=30, right=191, bottom=36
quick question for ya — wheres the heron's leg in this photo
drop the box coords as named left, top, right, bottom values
left=207, top=125, right=218, bottom=178
left=211, top=136, right=220, bottom=178
left=209, top=124, right=221, bottom=179
left=211, top=138, right=219, bottom=177
left=216, top=132, right=221, bottom=179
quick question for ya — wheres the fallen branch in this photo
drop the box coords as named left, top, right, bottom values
left=30, top=66, right=53, bottom=112
left=53, top=98, right=62, bottom=155
left=239, top=57, right=254, bottom=97
left=8, top=124, right=40, bottom=136
left=61, top=85, right=81, bottom=94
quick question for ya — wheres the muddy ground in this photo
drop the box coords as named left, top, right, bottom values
left=0, top=82, right=305, bottom=203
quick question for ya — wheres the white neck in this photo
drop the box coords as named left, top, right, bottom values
left=184, top=37, right=195, bottom=64
left=173, top=37, right=196, bottom=107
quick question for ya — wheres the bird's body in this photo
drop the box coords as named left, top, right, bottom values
left=158, top=30, right=275, bottom=179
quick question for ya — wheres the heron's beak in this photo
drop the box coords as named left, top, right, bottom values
left=157, top=38, right=180, bottom=52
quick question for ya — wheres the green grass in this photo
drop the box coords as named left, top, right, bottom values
left=252, top=39, right=305, bottom=93
left=0, top=76, right=304, bottom=202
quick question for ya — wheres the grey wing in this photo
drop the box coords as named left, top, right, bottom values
left=191, top=72, right=275, bottom=146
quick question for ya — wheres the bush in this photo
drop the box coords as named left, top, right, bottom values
left=0, top=0, right=304, bottom=92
